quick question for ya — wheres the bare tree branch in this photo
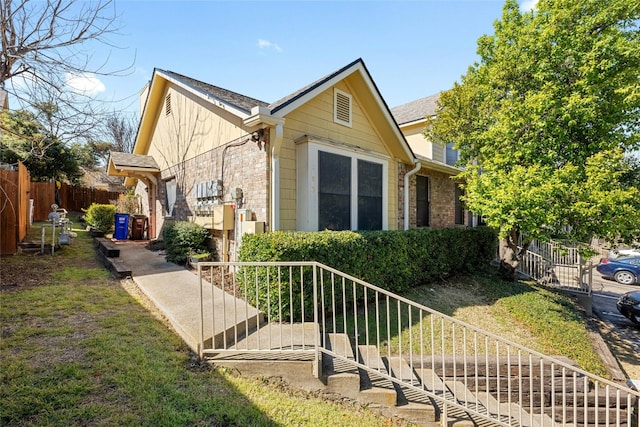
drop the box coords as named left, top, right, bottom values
left=1, top=0, right=134, bottom=152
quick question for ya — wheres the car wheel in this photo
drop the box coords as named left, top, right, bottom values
left=614, top=270, right=637, bottom=285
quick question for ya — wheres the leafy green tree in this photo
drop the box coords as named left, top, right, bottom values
left=427, top=0, right=640, bottom=279
left=1, top=109, right=82, bottom=184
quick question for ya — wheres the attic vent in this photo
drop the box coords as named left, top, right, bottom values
left=334, top=89, right=352, bottom=127
left=165, top=94, right=172, bottom=116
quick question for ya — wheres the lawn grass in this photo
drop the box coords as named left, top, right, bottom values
left=335, top=273, right=607, bottom=378
left=1, top=221, right=411, bottom=427
left=1, top=219, right=611, bottom=426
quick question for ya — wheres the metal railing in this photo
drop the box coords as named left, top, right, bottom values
left=198, top=261, right=638, bottom=426
left=517, top=239, right=593, bottom=294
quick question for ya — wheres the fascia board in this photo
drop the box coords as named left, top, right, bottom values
left=273, top=62, right=416, bottom=165
left=419, top=157, right=462, bottom=175
left=156, top=70, right=250, bottom=120
left=271, top=66, right=359, bottom=118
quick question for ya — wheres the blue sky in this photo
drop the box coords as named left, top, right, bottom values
left=81, top=0, right=522, bottom=117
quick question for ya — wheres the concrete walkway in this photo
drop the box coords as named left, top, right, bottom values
left=112, top=240, right=259, bottom=354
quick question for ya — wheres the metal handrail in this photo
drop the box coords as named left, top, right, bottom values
left=198, top=261, right=639, bottom=426
left=517, top=242, right=592, bottom=295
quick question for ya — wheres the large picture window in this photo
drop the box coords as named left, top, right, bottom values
left=297, top=137, right=388, bottom=231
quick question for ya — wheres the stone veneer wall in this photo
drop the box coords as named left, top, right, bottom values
left=397, top=163, right=463, bottom=230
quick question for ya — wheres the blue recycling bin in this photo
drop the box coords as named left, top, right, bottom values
left=114, top=213, right=130, bottom=240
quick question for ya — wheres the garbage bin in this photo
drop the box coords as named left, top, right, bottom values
left=131, top=215, right=148, bottom=240
left=114, top=213, right=130, bottom=240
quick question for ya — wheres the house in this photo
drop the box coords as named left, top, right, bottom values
left=108, top=58, right=474, bottom=259
left=391, top=94, right=482, bottom=229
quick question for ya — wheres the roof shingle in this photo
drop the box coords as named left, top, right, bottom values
left=390, top=93, right=440, bottom=125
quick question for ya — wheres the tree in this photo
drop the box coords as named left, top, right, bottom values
left=0, top=0, right=130, bottom=152
left=1, top=109, right=82, bottom=183
left=427, top=0, right=640, bottom=279
left=104, top=112, right=137, bottom=154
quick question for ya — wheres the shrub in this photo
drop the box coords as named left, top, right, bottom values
left=162, top=221, right=210, bottom=264
left=83, top=203, right=117, bottom=232
left=239, top=227, right=498, bottom=319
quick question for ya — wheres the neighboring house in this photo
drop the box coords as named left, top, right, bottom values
left=79, top=167, right=126, bottom=193
left=391, top=94, right=482, bottom=229
left=108, top=58, right=474, bottom=259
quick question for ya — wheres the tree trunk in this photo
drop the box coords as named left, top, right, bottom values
left=498, top=228, right=525, bottom=281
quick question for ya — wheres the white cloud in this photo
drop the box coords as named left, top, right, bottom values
left=257, top=39, right=283, bottom=53
left=65, top=73, right=106, bottom=95
left=520, top=0, right=538, bottom=11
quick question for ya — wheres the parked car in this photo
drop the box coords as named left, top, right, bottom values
left=596, top=255, right=640, bottom=285
left=616, top=290, right=640, bottom=324
left=608, top=247, right=640, bottom=258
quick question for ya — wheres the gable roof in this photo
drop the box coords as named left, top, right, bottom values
left=268, top=58, right=416, bottom=163
left=269, top=58, right=363, bottom=114
left=159, top=70, right=269, bottom=115
left=132, top=59, right=416, bottom=164
left=391, top=93, right=440, bottom=126
left=107, top=151, right=160, bottom=177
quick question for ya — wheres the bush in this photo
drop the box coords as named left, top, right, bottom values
left=162, top=221, right=210, bottom=264
left=83, top=203, right=117, bottom=233
left=239, top=227, right=498, bottom=319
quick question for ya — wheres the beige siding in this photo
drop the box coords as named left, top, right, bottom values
left=402, top=122, right=445, bottom=163
left=146, top=85, right=249, bottom=170
left=279, top=82, right=399, bottom=231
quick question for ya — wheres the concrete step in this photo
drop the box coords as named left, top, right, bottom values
left=357, top=345, right=397, bottom=407
left=414, top=368, right=475, bottom=427
left=323, top=333, right=360, bottom=399
left=387, top=357, right=437, bottom=426
left=475, top=391, right=555, bottom=427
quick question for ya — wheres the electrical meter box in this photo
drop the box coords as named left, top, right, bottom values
left=213, top=205, right=234, bottom=230
left=243, top=221, right=264, bottom=235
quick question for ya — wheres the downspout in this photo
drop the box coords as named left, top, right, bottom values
left=404, top=159, right=421, bottom=230
left=271, top=123, right=284, bottom=231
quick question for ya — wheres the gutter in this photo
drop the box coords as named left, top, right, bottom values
left=404, top=159, right=421, bottom=230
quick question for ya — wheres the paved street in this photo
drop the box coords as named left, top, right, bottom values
left=590, top=268, right=640, bottom=388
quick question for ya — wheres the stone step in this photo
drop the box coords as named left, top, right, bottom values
left=357, top=345, right=397, bottom=407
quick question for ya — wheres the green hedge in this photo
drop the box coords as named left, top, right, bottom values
left=238, top=227, right=497, bottom=319
left=162, top=221, right=210, bottom=264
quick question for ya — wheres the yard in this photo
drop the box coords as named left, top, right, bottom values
left=1, top=217, right=636, bottom=426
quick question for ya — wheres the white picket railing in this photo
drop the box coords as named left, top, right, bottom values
left=197, top=262, right=638, bottom=426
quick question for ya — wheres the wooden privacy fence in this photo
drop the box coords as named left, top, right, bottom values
left=0, top=168, right=122, bottom=255
left=30, top=182, right=121, bottom=221
left=0, top=162, right=30, bottom=256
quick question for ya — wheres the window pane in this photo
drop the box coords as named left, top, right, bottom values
left=416, top=175, right=429, bottom=227
left=455, top=185, right=464, bottom=225
left=165, top=178, right=177, bottom=216
left=319, top=151, right=351, bottom=230
left=446, top=142, right=458, bottom=166
left=357, top=159, right=382, bottom=230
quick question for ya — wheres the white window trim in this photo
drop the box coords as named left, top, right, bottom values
left=333, top=88, right=352, bottom=127
left=297, top=137, right=388, bottom=231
